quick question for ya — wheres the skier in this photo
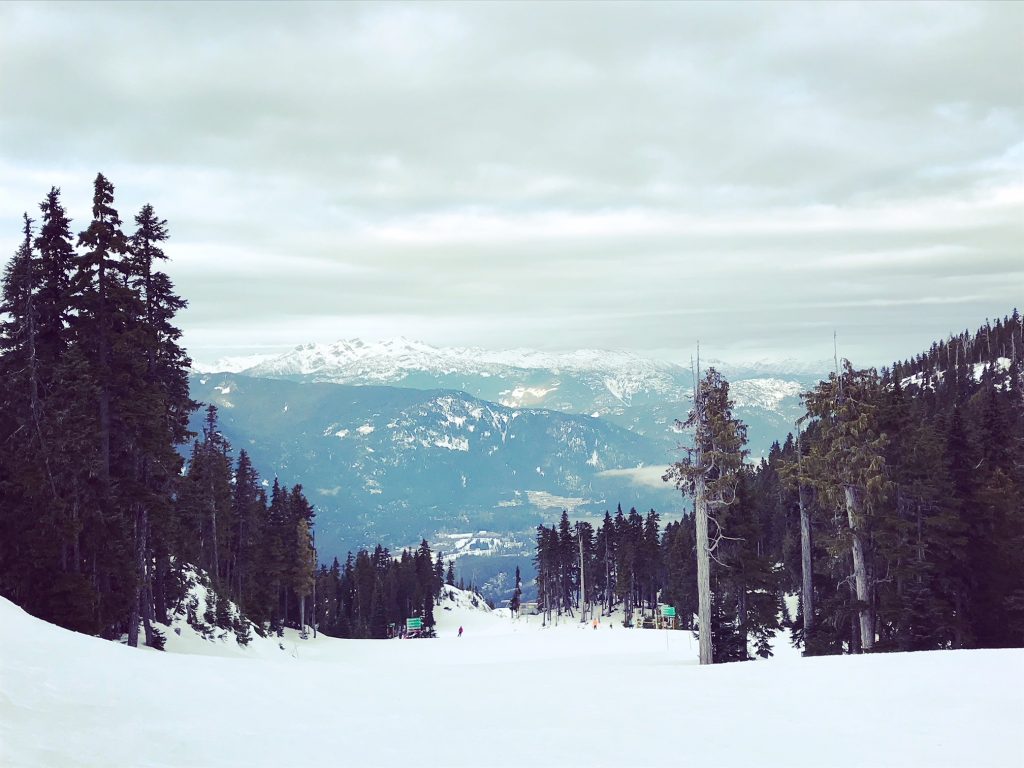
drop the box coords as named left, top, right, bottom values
left=458, top=626, right=463, bottom=637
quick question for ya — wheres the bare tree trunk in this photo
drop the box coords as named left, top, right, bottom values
left=953, top=592, right=965, bottom=649
left=799, top=489, right=813, bottom=638
left=140, top=509, right=155, bottom=647
left=72, top=499, right=80, bottom=573
left=738, top=584, right=748, bottom=657
left=97, top=257, right=111, bottom=481
left=578, top=531, right=587, bottom=623
left=208, top=498, right=219, bottom=581
left=844, top=486, right=873, bottom=651
left=797, top=430, right=813, bottom=640
left=849, top=577, right=861, bottom=654
left=154, top=548, right=168, bottom=624
left=605, top=539, right=612, bottom=615
left=128, top=504, right=144, bottom=648
left=695, top=475, right=713, bottom=665
left=23, top=259, right=58, bottom=501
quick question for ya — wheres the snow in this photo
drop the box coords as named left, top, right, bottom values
left=1, top=594, right=1021, bottom=768
left=498, top=385, right=558, bottom=407
left=190, top=353, right=279, bottom=374
left=241, top=337, right=683, bottom=379
left=525, top=489, right=588, bottom=510
left=729, top=377, right=804, bottom=410
left=901, top=357, right=1013, bottom=390
left=433, top=434, right=469, bottom=451
left=233, top=337, right=690, bottom=401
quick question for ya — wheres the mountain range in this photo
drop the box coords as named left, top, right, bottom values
left=190, top=338, right=828, bottom=563
left=197, top=338, right=825, bottom=452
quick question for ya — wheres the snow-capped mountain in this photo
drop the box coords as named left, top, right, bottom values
left=187, top=342, right=827, bottom=560
left=189, top=373, right=678, bottom=561
left=195, top=337, right=824, bottom=457
left=191, top=353, right=279, bottom=375
left=233, top=337, right=682, bottom=385
left=232, top=337, right=688, bottom=415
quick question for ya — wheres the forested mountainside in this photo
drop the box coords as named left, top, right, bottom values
left=532, top=312, right=1023, bottom=656
left=893, top=312, right=1020, bottom=393
left=188, top=372, right=676, bottom=560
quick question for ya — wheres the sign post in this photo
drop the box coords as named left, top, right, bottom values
left=660, top=605, right=676, bottom=651
left=660, top=605, right=676, bottom=634
left=406, top=617, right=423, bottom=635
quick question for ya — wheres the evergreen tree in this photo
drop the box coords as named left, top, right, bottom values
left=800, top=361, right=888, bottom=652
left=665, top=366, right=748, bottom=664
left=510, top=566, right=522, bottom=616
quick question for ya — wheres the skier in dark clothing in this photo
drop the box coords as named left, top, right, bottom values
left=458, top=626, right=463, bottom=637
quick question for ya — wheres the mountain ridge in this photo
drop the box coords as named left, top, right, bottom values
left=188, top=372, right=678, bottom=560
left=191, top=337, right=825, bottom=458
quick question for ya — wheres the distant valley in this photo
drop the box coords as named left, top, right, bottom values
left=190, top=339, right=827, bottom=577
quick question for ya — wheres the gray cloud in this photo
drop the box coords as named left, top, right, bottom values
left=1, top=1, right=1021, bottom=367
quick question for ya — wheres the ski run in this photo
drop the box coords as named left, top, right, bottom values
left=2, top=587, right=1021, bottom=768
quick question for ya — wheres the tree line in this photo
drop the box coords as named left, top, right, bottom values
left=534, top=506, right=663, bottom=627
left=535, top=312, right=1024, bottom=662
left=177, top=404, right=317, bottom=638
left=0, top=176, right=317, bottom=647
left=311, top=540, right=453, bottom=639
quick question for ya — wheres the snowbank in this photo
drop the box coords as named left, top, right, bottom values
left=1, top=594, right=1020, bottom=768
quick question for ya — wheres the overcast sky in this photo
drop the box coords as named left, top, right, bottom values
left=1, top=2, right=1021, bottom=367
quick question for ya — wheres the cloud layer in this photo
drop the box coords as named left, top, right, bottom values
left=1, top=2, right=1021, bottom=365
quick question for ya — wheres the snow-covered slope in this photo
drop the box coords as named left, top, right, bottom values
left=901, top=356, right=1013, bottom=390
left=191, top=353, right=279, bottom=374
left=2, top=595, right=1020, bottom=768
left=729, top=377, right=805, bottom=411
left=235, top=337, right=682, bottom=386
left=150, top=566, right=316, bottom=660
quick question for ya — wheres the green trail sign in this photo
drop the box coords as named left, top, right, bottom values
left=406, top=617, right=423, bottom=630
left=660, top=606, right=676, bottom=618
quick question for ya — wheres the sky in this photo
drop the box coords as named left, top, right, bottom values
left=1, top=1, right=1021, bottom=368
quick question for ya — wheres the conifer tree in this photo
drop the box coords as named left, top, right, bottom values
left=665, top=366, right=748, bottom=664
left=510, top=565, right=522, bottom=616
left=800, top=362, right=888, bottom=652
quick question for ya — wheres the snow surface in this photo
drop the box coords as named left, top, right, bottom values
left=729, top=377, right=804, bottom=410
left=2, top=593, right=1021, bottom=768
left=240, top=337, right=684, bottom=380
left=205, top=337, right=697, bottom=406
left=190, top=354, right=279, bottom=374
left=901, top=357, right=1013, bottom=390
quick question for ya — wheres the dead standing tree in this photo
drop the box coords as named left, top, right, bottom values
left=799, top=360, right=889, bottom=652
left=665, top=360, right=748, bottom=665
left=780, top=424, right=815, bottom=646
